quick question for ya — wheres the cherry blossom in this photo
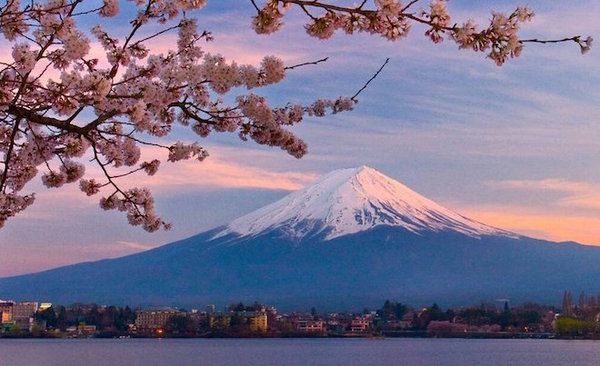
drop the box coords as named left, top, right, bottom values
left=0, top=0, right=590, bottom=231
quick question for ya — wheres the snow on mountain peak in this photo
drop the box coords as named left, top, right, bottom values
left=214, top=166, right=516, bottom=241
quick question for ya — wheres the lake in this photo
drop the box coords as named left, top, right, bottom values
left=2, top=338, right=600, bottom=365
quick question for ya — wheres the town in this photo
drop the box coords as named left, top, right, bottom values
left=1, top=292, right=599, bottom=339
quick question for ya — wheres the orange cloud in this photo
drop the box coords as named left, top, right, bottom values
left=461, top=204, right=600, bottom=246
left=471, top=179, right=600, bottom=245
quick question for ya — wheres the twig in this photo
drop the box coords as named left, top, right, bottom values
left=402, top=0, right=421, bottom=12
left=519, top=36, right=579, bottom=44
left=351, top=58, right=390, bottom=101
left=284, top=57, right=329, bottom=70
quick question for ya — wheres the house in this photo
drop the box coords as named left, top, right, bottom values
left=350, top=317, right=370, bottom=332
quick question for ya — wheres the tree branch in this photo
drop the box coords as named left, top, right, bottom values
left=0, top=118, right=21, bottom=193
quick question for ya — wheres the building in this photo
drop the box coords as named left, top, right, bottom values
left=208, top=313, right=232, bottom=329
left=208, top=311, right=268, bottom=332
left=135, top=309, right=179, bottom=331
left=0, top=301, right=13, bottom=323
left=77, top=323, right=98, bottom=336
left=247, top=312, right=268, bottom=332
left=12, top=302, right=38, bottom=331
left=295, top=319, right=324, bottom=333
left=12, top=302, right=38, bottom=319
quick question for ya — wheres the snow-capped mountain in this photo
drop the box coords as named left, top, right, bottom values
left=2, top=166, right=599, bottom=310
left=216, top=165, right=515, bottom=241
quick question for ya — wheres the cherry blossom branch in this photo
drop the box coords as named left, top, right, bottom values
left=252, top=1, right=590, bottom=65
left=87, top=141, right=166, bottom=231
left=520, top=36, right=593, bottom=54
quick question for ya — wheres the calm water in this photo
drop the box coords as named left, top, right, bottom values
left=2, top=338, right=600, bottom=366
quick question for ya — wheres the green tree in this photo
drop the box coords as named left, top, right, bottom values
left=554, top=317, right=595, bottom=336
left=10, top=324, right=21, bottom=335
left=428, top=303, right=445, bottom=321
left=499, top=302, right=511, bottom=331
left=85, top=305, right=101, bottom=329
left=229, top=302, right=246, bottom=312
left=562, top=291, right=574, bottom=316
left=57, top=306, right=67, bottom=331
left=35, top=307, right=57, bottom=329
left=378, top=300, right=408, bottom=321
left=165, top=314, right=197, bottom=336
left=30, top=324, right=42, bottom=337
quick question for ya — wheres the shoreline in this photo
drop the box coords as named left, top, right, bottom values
left=2, top=331, right=597, bottom=340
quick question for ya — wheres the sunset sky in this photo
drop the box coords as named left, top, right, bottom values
left=1, top=0, right=599, bottom=277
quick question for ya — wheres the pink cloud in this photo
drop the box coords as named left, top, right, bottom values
left=116, top=240, right=153, bottom=251
left=492, top=178, right=594, bottom=193
left=127, top=145, right=319, bottom=192
left=0, top=240, right=161, bottom=277
left=490, top=178, right=600, bottom=211
left=15, top=145, right=317, bottom=221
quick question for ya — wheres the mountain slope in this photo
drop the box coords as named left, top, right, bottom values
left=0, top=166, right=598, bottom=310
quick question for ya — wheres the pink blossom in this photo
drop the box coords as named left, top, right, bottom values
left=425, top=0, right=451, bottom=43
left=0, top=193, right=35, bottom=229
left=61, top=30, right=90, bottom=61
left=141, top=160, right=161, bottom=176
left=79, top=179, right=102, bottom=196
left=515, top=6, right=534, bottom=22
left=306, top=15, right=337, bottom=40
left=99, top=0, right=119, bottom=17
left=252, top=7, right=283, bottom=34
left=580, top=36, right=593, bottom=55
left=60, top=160, right=85, bottom=183
left=42, top=171, right=67, bottom=188
left=168, top=142, right=209, bottom=162
left=12, top=43, right=37, bottom=74
left=261, top=56, right=285, bottom=85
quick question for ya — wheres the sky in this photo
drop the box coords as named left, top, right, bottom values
left=1, top=0, right=600, bottom=277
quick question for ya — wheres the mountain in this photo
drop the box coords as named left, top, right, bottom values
left=1, top=166, right=600, bottom=310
